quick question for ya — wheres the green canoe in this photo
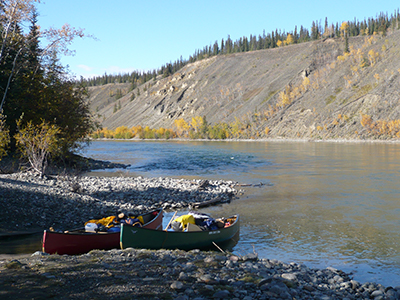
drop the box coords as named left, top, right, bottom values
left=120, top=215, right=239, bottom=251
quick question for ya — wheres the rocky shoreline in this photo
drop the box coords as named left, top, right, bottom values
left=1, top=171, right=399, bottom=299
left=2, top=248, right=399, bottom=299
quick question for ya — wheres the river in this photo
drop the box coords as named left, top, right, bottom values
left=5, top=139, right=400, bottom=287
left=86, top=140, right=400, bottom=287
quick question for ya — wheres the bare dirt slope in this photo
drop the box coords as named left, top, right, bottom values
left=87, top=30, right=400, bottom=140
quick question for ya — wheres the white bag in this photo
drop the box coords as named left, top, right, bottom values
left=85, top=223, right=98, bottom=232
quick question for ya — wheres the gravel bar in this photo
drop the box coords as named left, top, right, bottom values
left=0, top=172, right=239, bottom=233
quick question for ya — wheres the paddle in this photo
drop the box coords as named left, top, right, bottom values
left=62, top=227, right=85, bottom=233
left=164, top=211, right=177, bottom=230
left=212, top=241, right=225, bottom=253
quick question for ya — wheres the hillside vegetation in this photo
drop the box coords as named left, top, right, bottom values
left=88, top=30, right=400, bottom=141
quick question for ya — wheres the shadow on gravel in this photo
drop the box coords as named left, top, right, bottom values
left=0, top=176, right=52, bottom=188
left=0, top=176, right=234, bottom=255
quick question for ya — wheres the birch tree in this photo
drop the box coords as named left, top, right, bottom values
left=0, top=0, right=90, bottom=111
left=0, top=0, right=97, bottom=161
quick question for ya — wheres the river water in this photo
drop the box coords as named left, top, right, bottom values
left=3, top=140, right=399, bottom=287
left=85, top=140, right=400, bottom=287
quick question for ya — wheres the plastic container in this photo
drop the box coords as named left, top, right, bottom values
left=85, top=223, right=98, bottom=232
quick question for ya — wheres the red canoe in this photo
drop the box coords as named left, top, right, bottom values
left=42, top=208, right=163, bottom=255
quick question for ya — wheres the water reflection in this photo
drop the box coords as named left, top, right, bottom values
left=0, top=233, right=42, bottom=254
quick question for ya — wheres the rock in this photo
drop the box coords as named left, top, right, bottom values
left=212, top=290, right=230, bottom=298
left=31, top=251, right=49, bottom=256
left=242, top=253, right=258, bottom=261
left=386, top=288, right=399, bottom=299
left=371, top=290, right=384, bottom=298
left=281, top=273, right=297, bottom=281
left=229, top=255, right=239, bottom=262
left=304, top=285, right=314, bottom=292
left=170, top=281, right=184, bottom=290
left=178, top=272, right=189, bottom=281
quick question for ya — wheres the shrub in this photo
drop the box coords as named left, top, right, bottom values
left=0, top=113, right=10, bottom=161
left=14, top=119, right=61, bottom=177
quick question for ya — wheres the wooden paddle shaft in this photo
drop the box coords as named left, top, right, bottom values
left=164, top=211, right=177, bottom=230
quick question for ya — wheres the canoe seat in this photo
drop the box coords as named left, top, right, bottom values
left=186, top=223, right=202, bottom=232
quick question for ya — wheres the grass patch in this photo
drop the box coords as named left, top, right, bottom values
left=325, top=95, right=337, bottom=104
left=262, top=90, right=278, bottom=104
left=334, top=87, right=342, bottom=94
left=193, top=260, right=207, bottom=268
left=136, top=252, right=154, bottom=260
left=5, top=260, right=23, bottom=269
left=238, top=274, right=261, bottom=283
left=341, top=84, right=374, bottom=105
left=349, top=84, right=373, bottom=102
left=204, top=261, right=220, bottom=268
left=243, top=87, right=263, bottom=102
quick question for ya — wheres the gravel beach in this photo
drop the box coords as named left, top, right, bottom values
left=0, top=171, right=239, bottom=233
left=2, top=248, right=400, bottom=299
left=1, top=171, right=399, bottom=299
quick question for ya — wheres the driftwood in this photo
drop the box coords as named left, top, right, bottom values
left=190, top=197, right=225, bottom=209
left=197, top=179, right=209, bottom=190
left=236, top=182, right=267, bottom=187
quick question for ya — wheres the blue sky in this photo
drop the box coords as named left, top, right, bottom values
left=37, top=0, right=399, bottom=79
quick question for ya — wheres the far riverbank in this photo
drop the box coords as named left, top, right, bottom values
left=92, top=136, right=400, bottom=144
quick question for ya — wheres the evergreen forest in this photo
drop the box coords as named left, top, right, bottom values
left=79, top=11, right=400, bottom=88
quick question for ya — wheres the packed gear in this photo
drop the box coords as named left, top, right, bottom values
left=170, top=212, right=231, bottom=231
left=84, top=213, right=144, bottom=232
left=171, top=214, right=196, bottom=231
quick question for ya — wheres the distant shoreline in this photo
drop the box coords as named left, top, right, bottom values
left=90, top=137, right=400, bottom=144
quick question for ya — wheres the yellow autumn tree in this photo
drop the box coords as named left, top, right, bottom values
left=285, top=34, right=294, bottom=45
left=190, top=116, right=204, bottom=133
left=368, top=50, right=379, bottom=66
left=114, top=126, right=131, bottom=138
left=131, top=125, right=143, bottom=137
left=156, top=127, right=166, bottom=137
left=0, top=113, right=10, bottom=161
left=277, top=90, right=290, bottom=107
left=14, top=118, right=61, bottom=177
left=101, top=128, right=114, bottom=139
left=301, top=77, right=310, bottom=92
left=360, top=114, right=373, bottom=128
left=340, top=22, right=349, bottom=37
left=174, top=118, right=190, bottom=137
left=143, top=126, right=154, bottom=139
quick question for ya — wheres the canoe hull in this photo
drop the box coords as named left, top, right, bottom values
left=42, top=209, right=163, bottom=255
left=43, top=230, right=119, bottom=255
left=120, top=215, right=239, bottom=251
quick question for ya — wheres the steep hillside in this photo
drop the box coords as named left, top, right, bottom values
left=88, top=30, right=400, bottom=140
